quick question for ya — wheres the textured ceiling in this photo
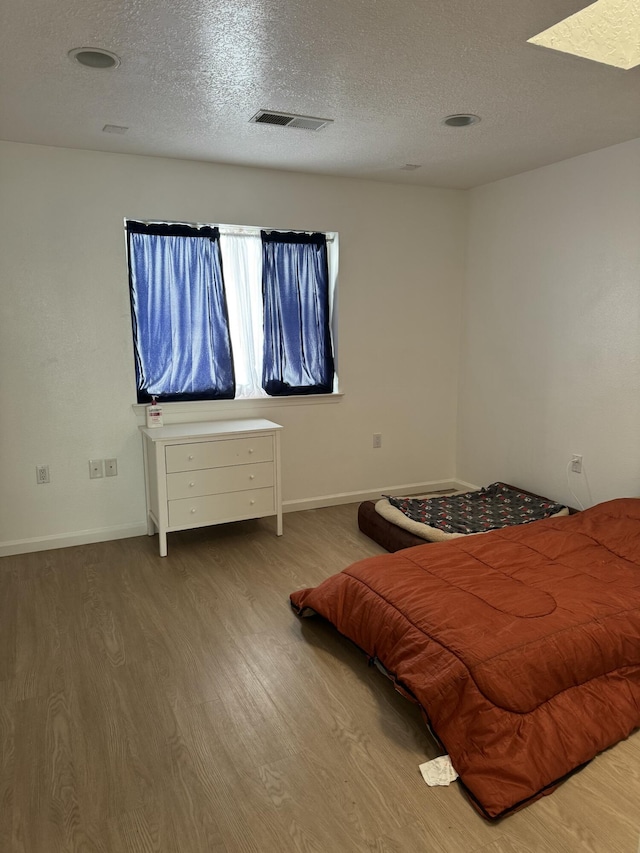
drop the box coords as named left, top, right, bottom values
left=1, top=0, right=639, bottom=189
left=529, top=0, right=640, bottom=70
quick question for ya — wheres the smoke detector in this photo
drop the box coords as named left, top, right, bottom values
left=250, top=110, right=333, bottom=131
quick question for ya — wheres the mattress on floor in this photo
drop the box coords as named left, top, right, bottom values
left=293, top=497, right=640, bottom=818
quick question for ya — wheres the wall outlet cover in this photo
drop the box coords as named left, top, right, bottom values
left=89, top=459, right=104, bottom=479
left=36, top=464, right=50, bottom=484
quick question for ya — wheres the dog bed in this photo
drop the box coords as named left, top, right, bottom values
left=359, top=483, right=569, bottom=552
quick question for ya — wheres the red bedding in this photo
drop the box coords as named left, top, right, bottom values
left=290, top=498, right=640, bottom=818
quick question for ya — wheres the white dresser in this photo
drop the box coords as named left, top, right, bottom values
left=140, top=419, right=283, bottom=556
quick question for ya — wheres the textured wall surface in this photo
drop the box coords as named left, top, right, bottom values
left=5, top=135, right=638, bottom=553
left=0, top=141, right=466, bottom=551
left=457, top=138, right=640, bottom=506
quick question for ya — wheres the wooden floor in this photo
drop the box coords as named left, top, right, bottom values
left=1, top=504, right=639, bottom=853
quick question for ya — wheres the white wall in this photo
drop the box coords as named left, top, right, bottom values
left=0, top=141, right=466, bottom=554
left=457, top=139, right=640, bottom=507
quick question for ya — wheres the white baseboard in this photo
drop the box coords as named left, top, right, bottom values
left=283, top=479, right=472, bottom=513
left=0, top=522, right=148, bottom=558
left=451, top=478, right=480, bottom=492
left=1, top=479, right=480, bottom=557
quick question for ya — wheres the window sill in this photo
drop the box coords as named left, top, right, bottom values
left=132, top=393, right=344, bottom=422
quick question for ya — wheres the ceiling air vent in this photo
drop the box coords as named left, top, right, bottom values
left=250, top=110, right=333, bottom=131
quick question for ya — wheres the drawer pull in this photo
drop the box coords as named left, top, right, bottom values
left=249, top=474, right=255, bottom=480
left=189, top=482, right=195, bottom=487
left=250, top=499, right=255, bottom=505
left=248, top=448, right=254, bottom=454
left=188, top=454, right=194, bottom=460
left=190, top=508, right=197, bottom=514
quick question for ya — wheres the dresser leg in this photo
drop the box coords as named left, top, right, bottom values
left=276, top=512, right=283, bottom=536
left=147, top=515, right=155, bottom=536
left=159, top=532, right=168, bottom=557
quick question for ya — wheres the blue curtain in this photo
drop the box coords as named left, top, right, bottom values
left=127, top=222, right=235, bottom=402
left=261, top=231, right=334, bottom=395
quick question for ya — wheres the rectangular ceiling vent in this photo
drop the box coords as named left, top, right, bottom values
left=250, top=110, right=333, bottom=131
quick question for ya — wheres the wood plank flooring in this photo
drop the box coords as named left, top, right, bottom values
left=0, top=504, right=638, bottom=852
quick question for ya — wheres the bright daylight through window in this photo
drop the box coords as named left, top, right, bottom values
left=126, top=221, right=338, bottom=403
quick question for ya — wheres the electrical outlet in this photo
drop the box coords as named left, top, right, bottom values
left=89, top=459, right=104, bottom=479
left=36, top=464, right=50, bottom=484
left=570, top=454, right=583, bottom=474
left=373, top=433, right=382, bottom=449
left=105, top=458, right=118, bottom=477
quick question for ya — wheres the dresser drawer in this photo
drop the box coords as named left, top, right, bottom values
left=165, top=436, right=273, bottom=473
left=168, top=487, right=275, bottom=528
left=166, top=461, right=274, bottom=500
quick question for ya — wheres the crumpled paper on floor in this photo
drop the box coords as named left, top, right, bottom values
left=419, top=755, right=459, bottom=786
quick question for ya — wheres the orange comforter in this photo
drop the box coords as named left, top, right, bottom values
left=290, top=498, right=640, bottom=818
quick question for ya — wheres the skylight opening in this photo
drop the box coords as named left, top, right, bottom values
left=528, top=0, right=640, bottom=70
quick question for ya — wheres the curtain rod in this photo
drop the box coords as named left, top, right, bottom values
left=220, top=227, right=335, bottom=243
left=128, top=220, right=335, bottom=242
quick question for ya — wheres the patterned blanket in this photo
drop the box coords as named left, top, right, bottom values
left=383, top=483, right=567, bottom=539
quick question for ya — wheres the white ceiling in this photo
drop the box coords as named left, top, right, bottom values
left=1, top=0, right=639, bottom=189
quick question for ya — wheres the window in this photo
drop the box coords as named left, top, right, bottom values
left=126, top=221, right=337, bottom=402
